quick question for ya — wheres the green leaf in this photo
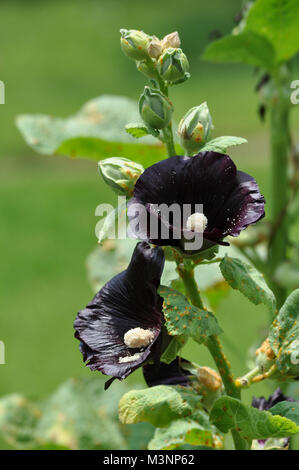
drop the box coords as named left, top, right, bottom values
left=160, top=336, right=187, bottom=364
left=200, top=136, right=247, bottom=154
left=16, top=95, right=166, bottom=167
left=86, top=239, right=137, bottom=292
left=158, top=285, right=222, bottom=343
left=96, top=200, right=127, bottom=245
left=0, top=394, right=41, bottom=449
left=269, top=401, right=299, bottom=427
left=210, top=396, right=299, bottom=444
left=119, top=386, right=202, bottom=428
left=36, top=377, right=127, bottom=450
left=220, top=256, right=276, bottom=316
left=245, top=0, right=299, bottom=63
left=148, top=417, right=218, bottom=450
left=202, top=31, right=276, bottom=70
left=274, top=261, right=299, bottom=290
left=125, top=122, right=150, bottom=138
left=269, top=289, right=299, bottom=376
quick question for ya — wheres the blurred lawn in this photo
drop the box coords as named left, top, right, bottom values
left=0, top=0, right=299, bottom=449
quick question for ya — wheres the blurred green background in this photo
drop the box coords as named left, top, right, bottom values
left=0, top=0, right=299, bottom=449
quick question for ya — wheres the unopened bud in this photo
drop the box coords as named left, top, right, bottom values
left=161, top=31, right=181, bottom=49
left=255, top=339, right=276, bottom=374
left=120, top=29, right=151, bottom=61
left=178, top=102, right=213, bottom=154
left=139, top=86, right=173, bottom=129
left=158, top=48, right=190, bottom=85
left=148, top=36, right=163, bottom=59
left=136, top=60, right=158, bottom=79
left=98, top=157, right=144, bottom=196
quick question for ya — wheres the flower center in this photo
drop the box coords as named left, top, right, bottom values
left=186, top=212, right=208, bottom=233
left=124, top=327, right=154, bottom=349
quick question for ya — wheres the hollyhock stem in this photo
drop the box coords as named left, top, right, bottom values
left=162, top=124, right=176, bottom=157
left=177, top=264, right=246, bottom=449
left=268, top=74, right=290, bottom=308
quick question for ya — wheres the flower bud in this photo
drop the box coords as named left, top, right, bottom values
left=139, top=86, right=173, bottom=129
left=98, top=157, right=144, bottom=196
left=161, top=31, right=181, bottom=50
left=136, top=60, right=157, bottom=79
left=120, top=29, right=151, bottom=61
left=255, top=339, right=276, bottom=374
left=178, top=102, right=213, bottom=154
left=158, top=48, right=190, bottom=85
left=148, top=36, right=163, bottom=59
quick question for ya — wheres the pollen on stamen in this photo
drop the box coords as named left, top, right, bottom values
left=123, top=327, right=155, bottom=349
left=186, top=213, right=208, bottom=233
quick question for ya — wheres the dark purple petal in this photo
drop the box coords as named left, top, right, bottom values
left=129, top=152, right=265, bottom=253
left=143, top=357, right=194, bottom=387
left=74, top=242, right=165, bottom=384
left=252, top=388, right=294, bottom=411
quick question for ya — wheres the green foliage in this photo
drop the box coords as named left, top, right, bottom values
left=220, top=256, right=276, bottom=316
left=269, top=289, right=299, bottom=377
left=159, top=285, right=222, bottom=343
left=160, top=336, right=187, bottom=364
left=274, top=261, right=299, bottom=290
left=269, top=401, right=299, bottom=427
left=199, top=136, right=247, bottom=154
left=16, top=95, right=166, bottom=167
left=96, top=200, right=127, bottom=245
left=0, top=395, right=41, bottom=449
left=210, top=396, right=299, bottom=448
left=202, top=31, right=276, bottom=70
left=86, top=239, right=137, bottom=292
left=245, top=0, right=299, bottom=63
left=125, top=123, right=151, bottom=139
left=119, top=385, right=201, bottom=427
left=203, top=0, right=299, bottom=70
left=0, top=377, right=155, bottom=450
left=35, top=378, right=126, bottom=450
left=148, top=417, right=217, bottom=450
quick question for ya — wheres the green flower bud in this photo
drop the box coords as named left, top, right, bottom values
left=120, top=29, right=151, bottom=61
left=148, top=36, right=163, bottom=59
left=178, top=102, right=213, bottom=154
left=136, top=60, right=157, bottom=79
left=255, top=339, right=276, bottom=374
left=98, top=157, right=144, bottom=196
left=158, top=48, right=190, bottom=85
left=139, top=86, right=173, bottom=129
left=161, top=31, right=181, bottom=50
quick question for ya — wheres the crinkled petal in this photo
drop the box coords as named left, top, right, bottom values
left=74, top=242, right=165, bottom=382
left=129, top=152, right=265, bottom=252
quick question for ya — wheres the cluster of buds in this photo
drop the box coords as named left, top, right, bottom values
left=178, top=102, right=213, bottom=154
left=120, top=29, right=190, bottom=86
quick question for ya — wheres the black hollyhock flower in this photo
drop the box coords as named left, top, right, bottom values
left=128, top=152, right=265, bottom=254
left=252, top=387, right=294, bottom=411
left=143, top=357, right=194, bottom=387
left=74, top=242, right=165, bottom=389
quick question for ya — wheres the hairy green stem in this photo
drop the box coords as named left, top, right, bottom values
left=268, top=76, right=290, bottom=308
left=162, top=124, right=176, bottom=157
left=177, top=263, right=246, bottom=449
